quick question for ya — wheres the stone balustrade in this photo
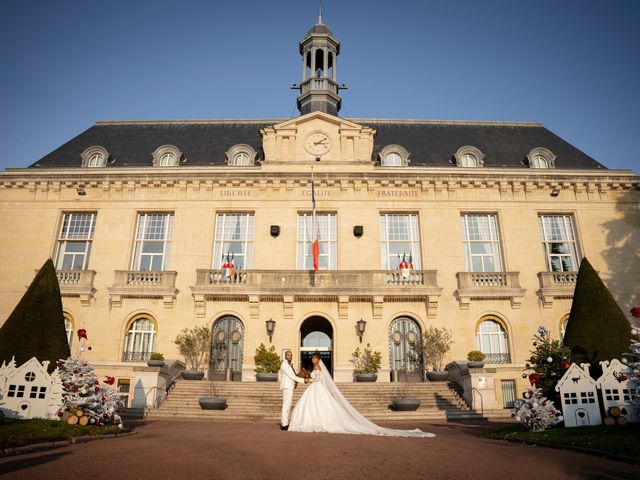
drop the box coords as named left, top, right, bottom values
left=108, top=270, right=178, bottom=308
left=55, top=269, right=96, bottom=306
left=537, top=271, right=578, bottom=308
left=455, top=271, right=525, bottom=309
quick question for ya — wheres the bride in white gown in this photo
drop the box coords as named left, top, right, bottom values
left=289, top=353, right=434, bottom=437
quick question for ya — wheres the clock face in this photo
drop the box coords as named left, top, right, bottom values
left=304, top=132, right=331, bottom=156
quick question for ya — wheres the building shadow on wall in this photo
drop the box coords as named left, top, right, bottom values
left=600, top=189, right=640, bottom=324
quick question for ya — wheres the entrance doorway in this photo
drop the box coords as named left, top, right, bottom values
left=209, top=315, right=244, bottom=381
left=300, top=316, right=333, bottom=376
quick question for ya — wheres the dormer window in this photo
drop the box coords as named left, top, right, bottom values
left=379, top=145, right=410, bottom=166
left=80, top=146, right=109, bottom=168
left=454, top=146, right=485, bottom=168
left=527, top=148, right=556, bottom=169
left=226, top=144, right=257, bottom=166
left=152, top=145, right=182, bottom=167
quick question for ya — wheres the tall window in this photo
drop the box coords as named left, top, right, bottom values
left=132, top=213, right=173, bottom=271
left=539, top=215, right=579, bottom=272
left=461, top=214, right=503, bottom=272
left=63, top=313, right=74, bottom=347
left=476, top=319, right=510, bottom=364
left=380, top=214, right=422, bottom=269
left=122, top=317, right=156, bottom=362
left=297, top=213, right=337, bottom=270
left=212, top=213, right=254, bottom=269
left=55, top=213, right=96, bottom=270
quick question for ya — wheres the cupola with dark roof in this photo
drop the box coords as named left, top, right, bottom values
left=292, top=7, right=345, bottom=116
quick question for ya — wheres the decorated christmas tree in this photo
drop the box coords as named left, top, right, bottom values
left=512, top=386, right=563, bottom=432
left=56, top=355, right=124, bottom=426
left=524, top=326, right=571, bottom=405
left=624, top=306, right=640, bottom=415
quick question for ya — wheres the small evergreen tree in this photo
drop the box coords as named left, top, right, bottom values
left=512, top=386, right=563, bottom=432
left=525, top=326, right=571, bottom=406
left=254, top=343, right=281, bottom=373
left=563, top=258, right=631, bottom=367
left=0, top=259, right=70, bottom=371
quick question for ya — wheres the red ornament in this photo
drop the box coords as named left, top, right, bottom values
left=104, top=376, right=115, bottom=386
left=561, top=362, right=570, bottom=370
left=528, top=372, right=541, bottom=387
left=77, top=329, right=88, bottom=340
left=95, top=387, right=100, bottom=392
left=73, top=386, right=78, bottom=392
left=630, top=306, right=640, bottom=318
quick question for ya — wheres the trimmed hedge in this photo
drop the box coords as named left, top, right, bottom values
left=563, top=257, right=631, bottom=367
left=0, top=259, right=70, bottom=371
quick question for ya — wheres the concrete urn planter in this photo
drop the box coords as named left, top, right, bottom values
left=146, top=360, right=165, bottom=368
left=256, top=373, right=279, bottom=382
left=354, top=373, right=378, bottom=382
left=198, top=397, right=227, bottom=410
left=182, top=370, right=205, bottom=380
left=392, top=398, right=421, bottom=411
left=467, top=361, right=485, bottom=369
left=426, top=371, right=449, bottom=382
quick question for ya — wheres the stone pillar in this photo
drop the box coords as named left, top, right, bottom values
left=311, top=47, right=316, bottom=76
left=323, top=48, right=329, bottom=78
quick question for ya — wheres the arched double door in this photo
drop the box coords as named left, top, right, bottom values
left=388, top=316, right=422, bottom=376
left=209, top=316, right=244, bottom=381
left=299, top=316, right=333, bottom=376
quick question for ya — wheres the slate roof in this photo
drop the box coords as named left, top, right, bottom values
left=29, top=119, right=606, bottom=170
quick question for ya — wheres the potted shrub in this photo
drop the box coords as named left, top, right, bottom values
left=351, top=343, right=382, bottom=382
left=391, top=383, right=421, bottom=411
left=421, top=326, right=454, bottom=381
left=254, top=343, right=281, bottom=381
left=467, top=350, right=486, bottom=369
left=198, top=383, right=227, bottom=410
left=147, top=352, right=165, bottom=368
left=174, top=326, right=211, bottom=380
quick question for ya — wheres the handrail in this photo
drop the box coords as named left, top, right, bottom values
left=142, top=368, right=185, bottom=415
left=472, top=387, right=485, bottom=420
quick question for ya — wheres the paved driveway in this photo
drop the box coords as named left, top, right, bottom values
left=0, top=420, right=636, bottom=479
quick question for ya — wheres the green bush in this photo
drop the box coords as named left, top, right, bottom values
left=563, top=258, right=631, bottom=368
left=254, top=343, right=281, bottom=374
left=0, top=259, right=70, bottom=372
left=174, top=326, right=211, bottom=371
left=351, top=343, right=382, bottom=374
left=149, top=352, right=164, bottom=361
left=467, top=350, right=486, bottom=362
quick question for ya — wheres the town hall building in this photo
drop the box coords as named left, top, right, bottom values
left=0, top=12, right=638, bottom=410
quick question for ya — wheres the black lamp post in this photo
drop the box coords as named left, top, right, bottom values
left=265, top=319, right=276, bottom=343
left=356, top=319, right=367, bottom=343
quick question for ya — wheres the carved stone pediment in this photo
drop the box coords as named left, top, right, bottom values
left=260, top=111, right=375, bottom=164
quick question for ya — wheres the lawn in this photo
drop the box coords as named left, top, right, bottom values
left=484, top=424, right=639, bottom=459
left=0, top=418, right=127, bottom=449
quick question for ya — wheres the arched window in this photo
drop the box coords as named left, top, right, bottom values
left=384, top=152, right=402, bottom=166
left=233, top=152, right=251, bottom=166
left=88, top=153, right=104, bottom=167
left=159, top=152, right=176, bottom=167
left=226, top=144, right=257, bottom=166
left=81, top=146, right=109, bottom=167
left=379, top=145, right=410, bottom=166
left=63, top=313, right=74, bottom=347
left=476, top=319, right=510, bottom=364
left=527, top=147, right=556, bottom=169
left=460, top=153, right=477, bottom=167
left=532, top=155, right=549, bottom=169
left=122, top=316, right=157, bottom=362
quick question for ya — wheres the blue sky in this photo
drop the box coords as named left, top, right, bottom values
left=0, top=0, right=638, bottom=172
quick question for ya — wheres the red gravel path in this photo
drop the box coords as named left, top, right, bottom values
left=0, top=420, right=636, bottom=479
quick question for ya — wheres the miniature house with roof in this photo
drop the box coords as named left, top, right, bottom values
left=555, top=363, right=601, bottom=427
left=596, top=359, right=639, bottom=423
left=0, top=357, right=63, bottom=419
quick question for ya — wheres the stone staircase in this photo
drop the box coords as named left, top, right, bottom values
left=147, top=380, right=489, bottom=421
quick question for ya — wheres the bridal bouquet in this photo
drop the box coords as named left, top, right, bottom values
left=298, top=368, right=311, bottom=380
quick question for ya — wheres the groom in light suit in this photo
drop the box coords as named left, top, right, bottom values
left=279, top=350, right=307, bottom=430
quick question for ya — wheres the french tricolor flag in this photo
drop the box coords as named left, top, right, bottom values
left=311, top=171, right=319, bottom=271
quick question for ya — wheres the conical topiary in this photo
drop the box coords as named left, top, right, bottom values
left=0, top=258, right=70, bottom=371
left=563, top=257, right=631, bottom=368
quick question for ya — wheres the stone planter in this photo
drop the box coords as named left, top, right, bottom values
left=467, top=361, right=485, bottom=369
left=354, top=373, right=378, bottom=382
left=182, top=370, right=205, bottom=380
left=198, top=396, right=227, bottom=410
left=392, top=398, right=421, bottom=411
left=256, top=373, right=279, bottom=382
left=426, top=371, right=449, bottom=382
left=146, top=360, right=165, bottom=368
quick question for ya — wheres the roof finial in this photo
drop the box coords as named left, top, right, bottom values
left=317, top=1, right=324, bottom=25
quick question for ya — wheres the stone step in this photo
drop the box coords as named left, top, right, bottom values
left=147, top=410, right=482, bottom=421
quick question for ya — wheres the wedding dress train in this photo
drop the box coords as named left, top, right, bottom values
left=288, top=360, right=434, bottom=437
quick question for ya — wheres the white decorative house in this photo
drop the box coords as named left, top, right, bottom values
left=596, top=359, right=639, bottom=423
left=0, top=357, right=63, bottom=419
left=555, top=363, right=602, bottom=427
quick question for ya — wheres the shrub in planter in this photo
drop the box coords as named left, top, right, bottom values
left=147, top=352, right=165, bottom=368
left=466, top=350, right=485, bottom=369
left=175, top=326, right=211, bottom=380
left=421, top=326, right=454, bottom=381
left=254, top=343, right=281, bottom=381
left=351, top=344, right=382, bottom=382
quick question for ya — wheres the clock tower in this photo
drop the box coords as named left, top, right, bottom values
left=292, top=8, right=345, bottom=116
